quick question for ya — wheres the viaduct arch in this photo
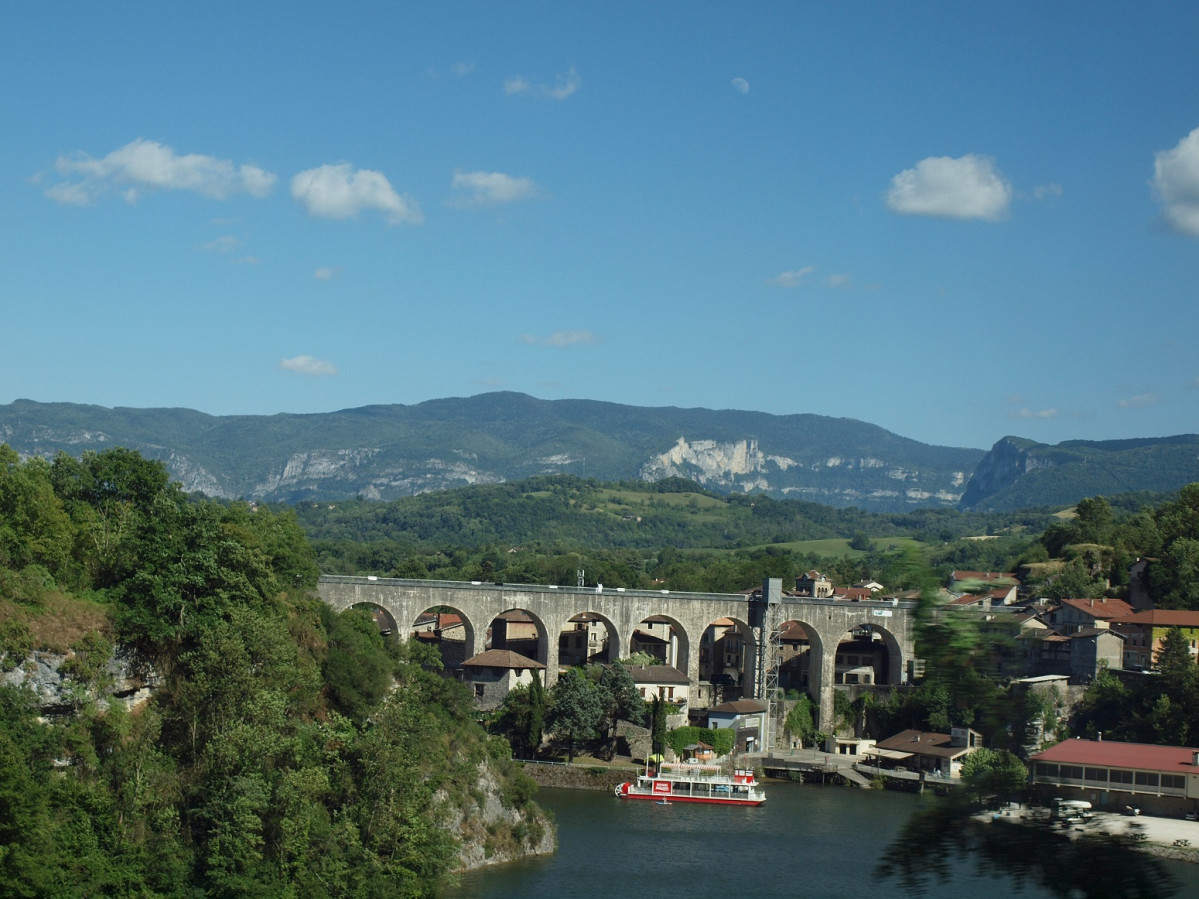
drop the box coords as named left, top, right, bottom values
left=316, top=575, right=918, bottom=741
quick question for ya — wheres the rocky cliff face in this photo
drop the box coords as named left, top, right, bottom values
left=958, top=437, right=1059, bottom=509
left=1, top=649, right=152, bottom=715
left=442, top=763, right=556, bottom=871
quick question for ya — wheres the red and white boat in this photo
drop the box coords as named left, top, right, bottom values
left=615, top=764, right=766, bottom=806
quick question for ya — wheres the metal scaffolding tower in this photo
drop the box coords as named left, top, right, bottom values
left=751, top=578, right=784, bottom=751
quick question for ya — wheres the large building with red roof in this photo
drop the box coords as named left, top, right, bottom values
left=1111, top=609, right=1199, bottom=671
left=1030, top=738, right=1199, bottom=816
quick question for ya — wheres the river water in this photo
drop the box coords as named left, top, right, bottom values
left=449, top=781, right=1199, bottom=898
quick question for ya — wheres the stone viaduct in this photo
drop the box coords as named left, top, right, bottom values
left=316, top=575, right=918, bottom=738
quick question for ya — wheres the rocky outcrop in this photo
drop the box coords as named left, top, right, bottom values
left=1, top=649, right=152, bottom=715
left=442, top=762, right=556, bottom=871
left=958, top=437, right=1048, bottom=509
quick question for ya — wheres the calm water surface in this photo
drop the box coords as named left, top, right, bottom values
left=449, top=781, right=1199, bottom=898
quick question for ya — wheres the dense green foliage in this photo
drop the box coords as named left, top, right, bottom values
left=287, top=474, right=1056, bottom=592
left=665, top=725, right=734, bottom=759
left=0, top=446, right=544, bottom=896
left=1026, top=484, right=1199, bottom=609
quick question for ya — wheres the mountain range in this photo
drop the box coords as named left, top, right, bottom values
left=1, top=393, right=1196, bottom=513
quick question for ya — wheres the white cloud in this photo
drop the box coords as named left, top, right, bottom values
left=520, top=330, right=598, bottom=347
left=279, top=355, right=338, bottom=376
left=1031, top=183, right=1064, bottom=200
left=45, top=138, right=276, bottom=205
left=504, top=75, right=532, bottom=95
left=504, top=67, right=580, bottom=99
left=1011, top=407, right=1058, bottom=420
left=1152, top=127, right=1199, bottom=237
left=450, top=170, right=538, bottom=207
left=768, top=267, right=815, bottom=287
left=731, top=77, right=750, bottom=95
left=200, top=235, right=241, bottom=253
left=824, top=274, right=851, bottom=289
left=886, top=154, right=1012, bottom=221
left=314, top=267, right=339, bottom=281
left=451, top=62, right=476, bottom=76
left=1118, top=392, right=1158, bottom=409
left=290, top=163, right=423, bottom=225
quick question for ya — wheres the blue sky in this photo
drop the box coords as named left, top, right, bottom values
left=2, top=2, right=1197, bottom=451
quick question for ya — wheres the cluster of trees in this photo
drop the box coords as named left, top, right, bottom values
left=0, top=446, right=543, bottom=896
left=493, top=661, right=648, bottom=762
left=1022, top=486, right=1199, bottom=607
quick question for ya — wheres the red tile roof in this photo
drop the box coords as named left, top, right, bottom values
left=463, top=649, right=545, bottom=669
left=1056, top=597, right=1134, bottom=620
left=1115, top=610, right=1199, bottom=628
left=1031, top=739, right=1199, bottom=772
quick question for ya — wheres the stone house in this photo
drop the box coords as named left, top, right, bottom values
left=461, top=649, right=545, bottom=711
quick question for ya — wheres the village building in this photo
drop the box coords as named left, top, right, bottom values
left=1019, top=626, right=1125, bottom=682
left=1047, top=597, right=1134, bottom=635
left=778, top=621, right=811, bottom=690
left=626, top=664, right=690, bottom=707
left=410, top=611, right=468, bottom=668
left=868, top=727, right=983, bottom=779
left=707, top=699, right=767, bottom=754
left=490, top=609, right=541, bottom=660
left=557, top=612, right=609, bottom=668
left=461, top=649, right=545, bottom=711
left=1110, top=609, right=1199, bottom=671
left=795, top=571, right=834, bottom=599
left=631, top=615, right=680, bottom=667
left=1030, top=738, right=1199, bottom=817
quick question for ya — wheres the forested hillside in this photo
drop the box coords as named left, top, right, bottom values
left=0, top=446, right=549, bottom=896
left=290, top=475, right=1062, bottom=592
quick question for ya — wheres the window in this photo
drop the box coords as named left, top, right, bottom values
left=1060, top=765, right=1083, bottom=781
left=1109, top=769, right=1133, bottom=785
left=1134, top=771, right=1159, bottom=789
left=1037, top=763, right=1059, bottom=779
left=474, top=683, right=485, bottom=697
left=1085, top=768, right=1107, bottom=783
left=1162, top=774, right=1185, bottom=790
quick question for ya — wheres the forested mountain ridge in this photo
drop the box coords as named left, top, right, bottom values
left=0, top=394, right=982, bottom=512
left=960, top=434, right=1199, bottom=511
left=5, top=394, right=1197, bottom=514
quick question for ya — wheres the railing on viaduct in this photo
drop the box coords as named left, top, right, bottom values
left=316, top=575, right=918, bottom=735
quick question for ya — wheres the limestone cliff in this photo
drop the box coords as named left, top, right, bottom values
left=441, top=762, right=556, bottom=871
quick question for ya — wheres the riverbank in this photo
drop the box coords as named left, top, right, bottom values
left=519, top=759, right=635, bottom=791
left=985, top=804, right=1199, bottom=863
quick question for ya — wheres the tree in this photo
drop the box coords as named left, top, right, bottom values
left=959, top=748, right=1028, bottom=807
left=323, top=608, right=395, bottom=724
left=547, top=668, right=603, bottom=762
left=650, top=696, right=667, bottom=761
left=495, top=677, right=547, bottom=759
left=783, top=695, right=817, bottom=748
left=598, top=662, right=645, bottom=731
